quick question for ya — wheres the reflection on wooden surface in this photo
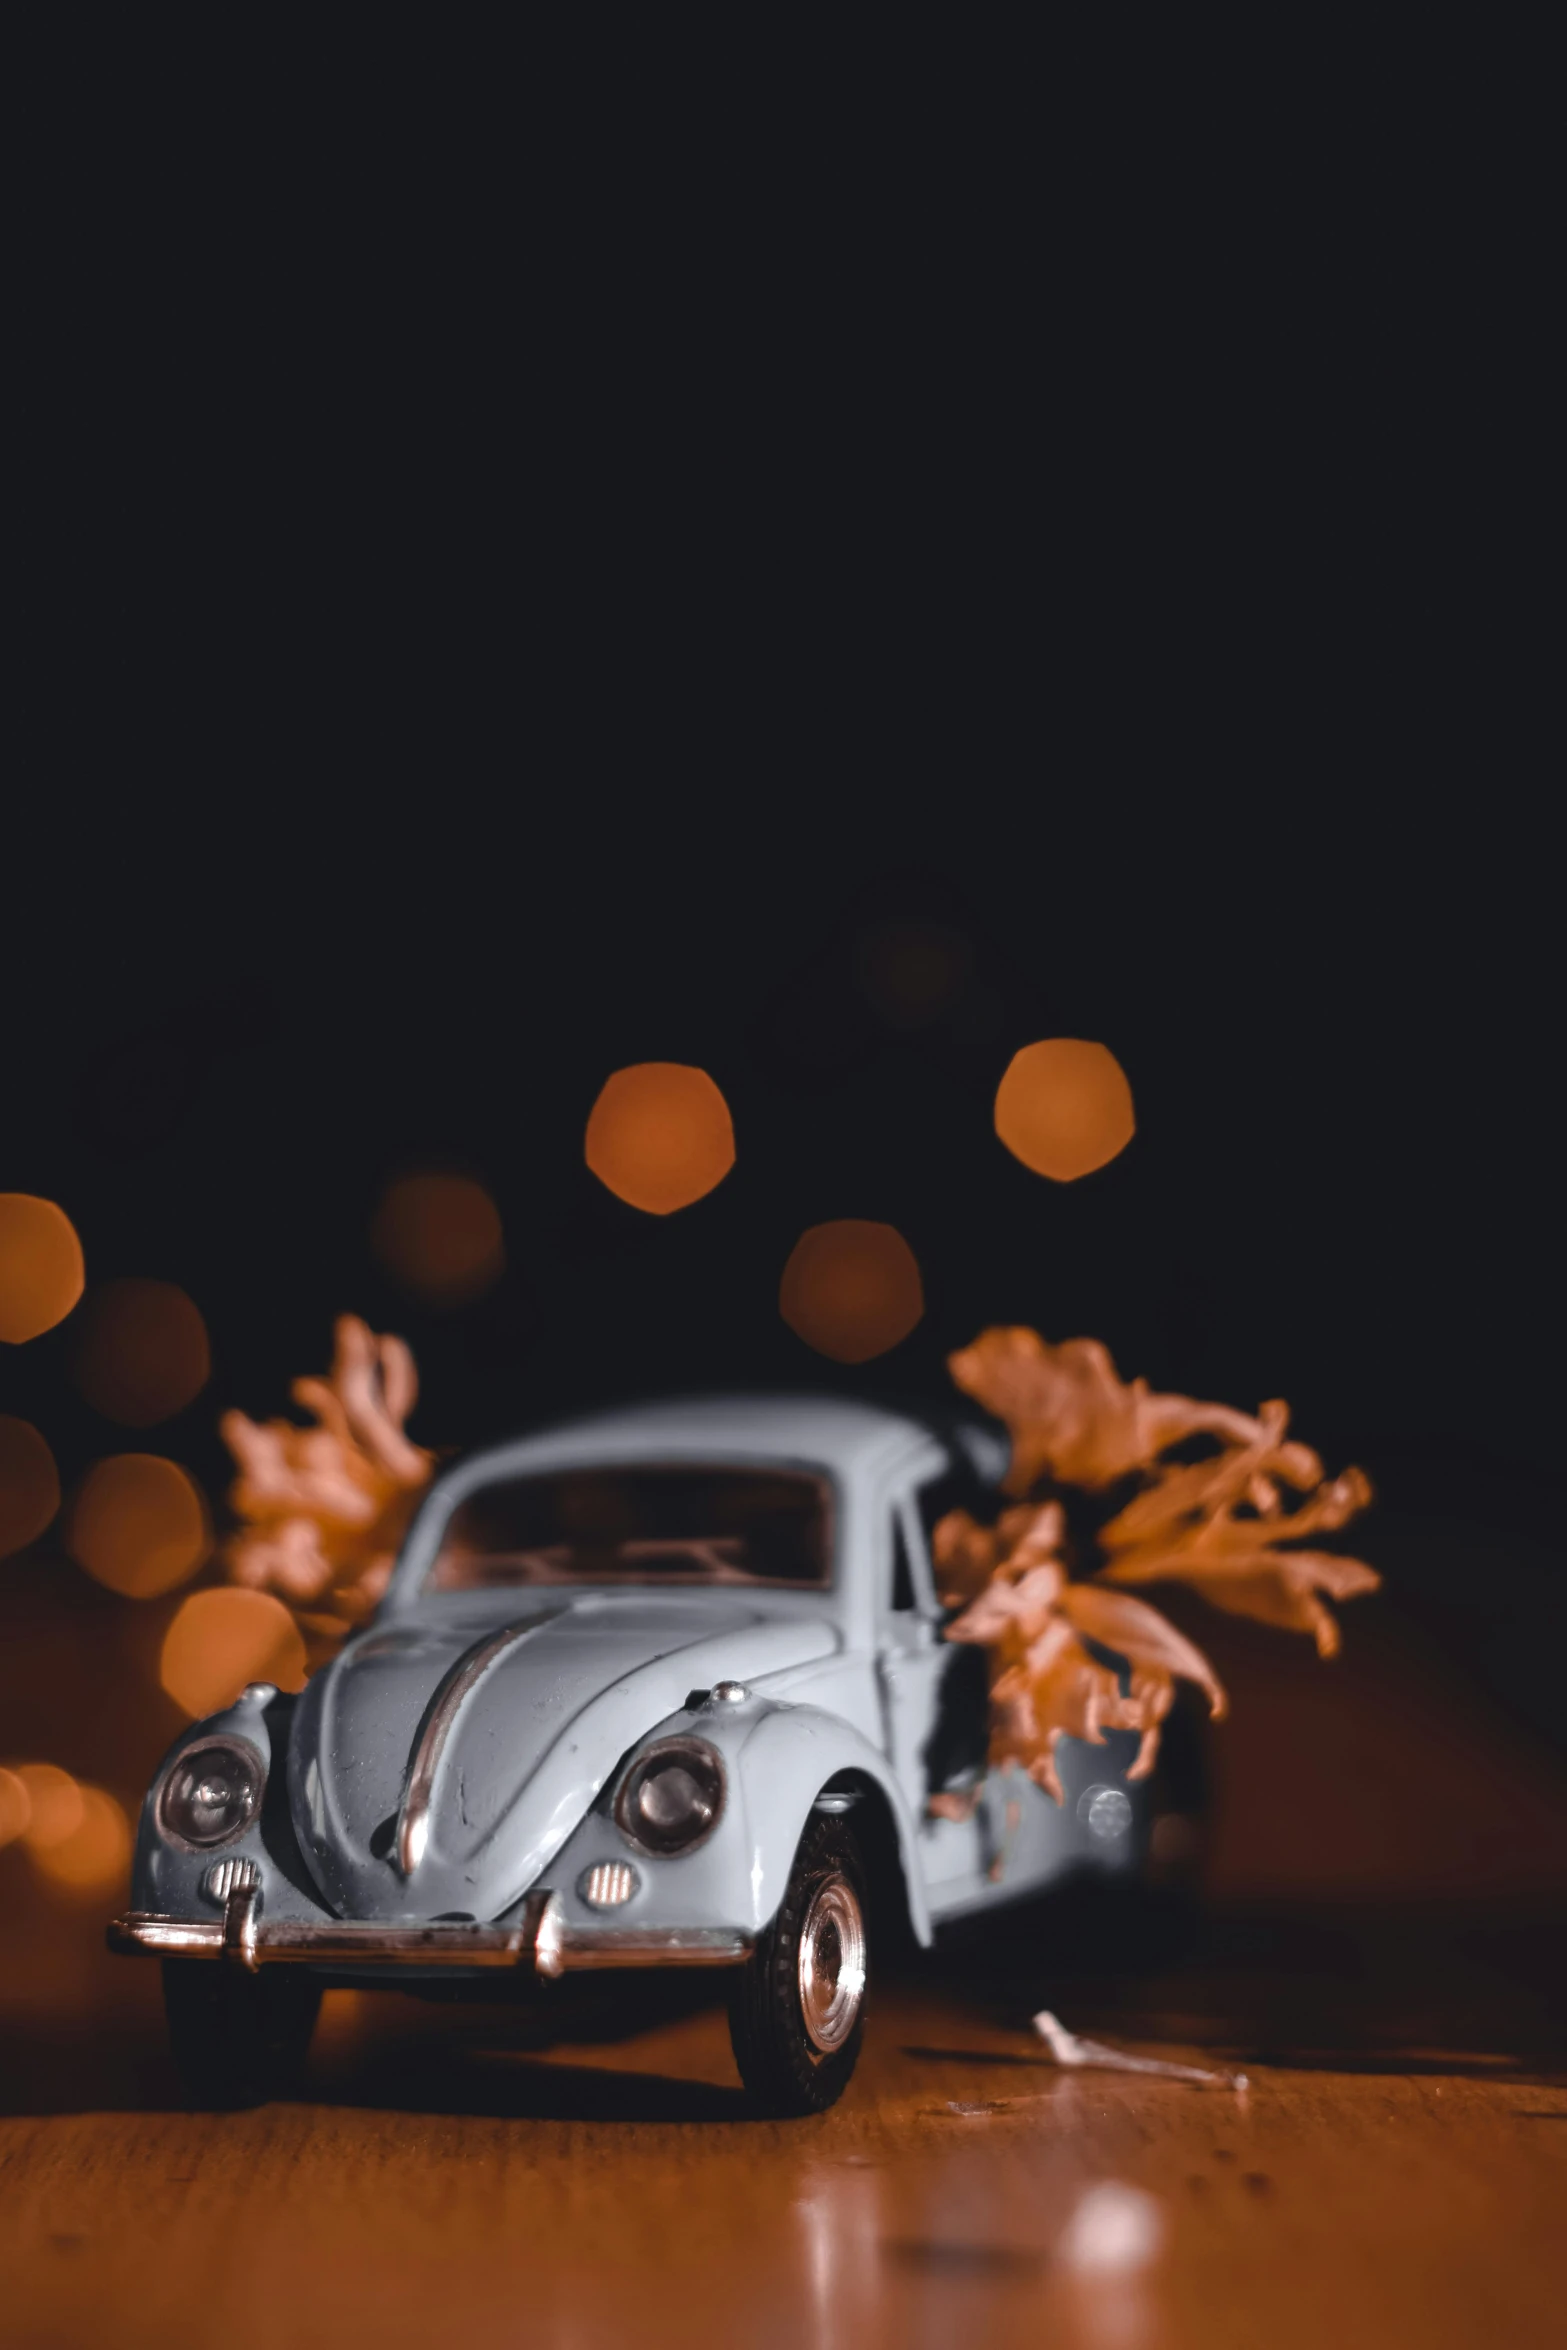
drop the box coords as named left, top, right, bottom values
left=1, top=1904, right=1565, bottom=2350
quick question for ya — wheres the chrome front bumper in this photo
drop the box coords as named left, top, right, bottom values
left=108, top=1886, right=753, bottom=1978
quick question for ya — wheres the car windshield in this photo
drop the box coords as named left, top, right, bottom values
left=425, top=1464, right=833, bottom=1592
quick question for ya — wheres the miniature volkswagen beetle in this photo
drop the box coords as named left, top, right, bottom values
left=111, top=1397, right=1157, bottom=2112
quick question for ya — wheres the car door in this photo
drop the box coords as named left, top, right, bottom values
left=875, top=1491, right=991, bottom=1895
left=884, top=1469, right=1085, bottom=1914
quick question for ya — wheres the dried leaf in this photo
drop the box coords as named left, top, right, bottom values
left=931, top=1508, right=1007, bottom=1605
left=1096, top=1402, right=1317, bottom=1547
left=1115, top=1667, right=1177, bottom=1778
left=946, top=1562, right=1068, bottom=1651
left=1098, top=1526, right=1378, bottom=1658
left=942, top=1326, right=1376, bottom=1794
left=225, top=1514, right=335, bottom=1604
left=948, top=1327, right=1266, bottom=1494
left=991, top=1642, right=1126, bottom=1801
left=1058, top=1583, right=1227, bottom=1717
left=221, top=1316, right=434, bottom=1645
left=1181, top=1571, right=1344, bottom=1654
left=331, top=1315, right=431, bottom=1484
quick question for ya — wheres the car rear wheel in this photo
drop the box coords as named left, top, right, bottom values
left=162, top=1959, right=321, bottom=2108
left=727, top=1813, right=869, bottom=2116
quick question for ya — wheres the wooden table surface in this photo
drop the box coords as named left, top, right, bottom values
left=6, top=1585, right=1567, bottom=2347
left=4, top=1893, right=1565, bottom=2350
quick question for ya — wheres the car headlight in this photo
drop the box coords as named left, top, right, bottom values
left=615, top=1737, right=725, bottom=1857
left=157, top=1738, right=265, bottom=1850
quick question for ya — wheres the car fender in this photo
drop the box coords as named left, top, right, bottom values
left=129, top=1685, right=281, bottom=1917
left=734, top=1702, right=933, bottom=1946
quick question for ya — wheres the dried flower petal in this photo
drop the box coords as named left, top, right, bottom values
left=930, top=1508, right=1007, bottom=1605
left=1058, top=1583, right=1227, bottom=1717
left=943, top=1326, right=1376, bottom=1794
left=948, top=1327, right=1265, bottom=1494
left=221, top=1316, right=434, bottom=1644
left=946, top=1561, right=1068, bottom=1650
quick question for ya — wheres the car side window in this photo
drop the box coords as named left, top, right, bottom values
left=886, top=1495, right=945, bottom=1626
left=889, top=1515, right=918, bottom=1614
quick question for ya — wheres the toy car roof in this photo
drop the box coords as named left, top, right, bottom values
left=431, top=1393, right=1008, bottom=1492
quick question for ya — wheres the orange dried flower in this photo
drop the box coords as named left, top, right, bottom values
left=942, top=1328, right=1376, bottom=1800
left=220, top=1316, right=434, bottom=1660
left=948, top=1327, right=1266, bottom=1496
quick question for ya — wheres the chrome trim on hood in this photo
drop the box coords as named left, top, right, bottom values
left=396, top=1618, right=550, bottom=1876
left=286, top=1598, right=840, bottom=1921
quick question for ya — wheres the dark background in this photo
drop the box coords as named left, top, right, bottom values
left=7, top=72, right=1567, bottom=2350
left=3, top=804, right=1556, bottom=1470
left=3, top=787, right=1561, bottom=1757
left=2, top=51, right=1559, bottom=1769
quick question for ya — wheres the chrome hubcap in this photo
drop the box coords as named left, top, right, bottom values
left=796, top=1869, right=867, bottom=2056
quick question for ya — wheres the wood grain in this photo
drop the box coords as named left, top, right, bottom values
left=3, top=1902, right=1565, bottom=2350
left=5, top=1571, right=1567, bottom=2346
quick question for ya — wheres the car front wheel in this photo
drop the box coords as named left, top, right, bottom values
left=162, top=1958, right=321, bottom=2108
left=727, top=1812, right=869, bottom=2116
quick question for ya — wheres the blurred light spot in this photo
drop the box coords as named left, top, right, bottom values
left=0, top=1194, right=86, bottom=1344
left=993, top=1039, right=1135, bottom=1182
left=1056, top=2182, right=1165, bottom=2273
left=160, top=1587, right=307, bottom=1718
left=69, top=1454, right=212, bottom=1598
left=585, top=1064, right=736, bottom=1216
left=855, top=919, right=972, bottom=1030
left=31, top=1785, right=132, bottom=1893
left=371, top=1174, right=506, bottom=1305
left=14, top=1763, right=84, bottom=1850
left=779, top=1221, right=924, bottom=1363
left=72, top=1278, right=211, bottom=1426
left=0, top=1416, right=61, bottom=1558
left=0, top=1766, right=32, bottom=1847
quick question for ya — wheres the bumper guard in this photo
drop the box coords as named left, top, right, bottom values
left=107, top=1886, right=753, bottom=1978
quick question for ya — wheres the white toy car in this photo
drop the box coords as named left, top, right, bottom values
left=112, top=1396, right=1154, bottom=2112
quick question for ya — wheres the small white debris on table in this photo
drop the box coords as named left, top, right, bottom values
left=1033, top=2010, right=1249, bottom=2090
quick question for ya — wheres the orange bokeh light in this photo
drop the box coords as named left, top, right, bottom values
left=0, top=1766, right=32, bottom=1847
left=993, top=1039, right=1136, bottom=1182
left=13, top=1763, right=84, bottom=1850
left=160, top=1586, right=307, bottom=1718
left=779, top=1220, right=925, bottom=1364
left=0, top=1415, right=61, bottom=1558
left=371, top=1174, right=506, bottom=1305
left=585, top=1064, right=736, bottom=1216
left=72, top=1277, right=211, bottom=1426
left=69, top=1453, right=212, bottom=1598
left=31, top=1785, right=132, bottom=1893
left=0, top=1193, right=85, bottom=1344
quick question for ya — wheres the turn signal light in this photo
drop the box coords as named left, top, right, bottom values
left=580, top=1860, right=639, bottom=1909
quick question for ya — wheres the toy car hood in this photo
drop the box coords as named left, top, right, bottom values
left=287, top=1591, right=838, bottom=1922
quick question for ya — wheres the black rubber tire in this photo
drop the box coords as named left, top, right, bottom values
left=727, top=1814, right=868, bottom=2117
left=162, top=1960, right=322, bottom=2109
